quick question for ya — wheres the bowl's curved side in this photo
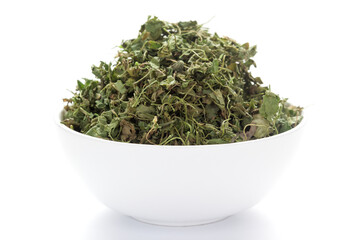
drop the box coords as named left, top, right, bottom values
left=57, top=111, right=305, bottom=225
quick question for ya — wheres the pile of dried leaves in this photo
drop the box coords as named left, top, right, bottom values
left=62, top=16, right=302, bottom=145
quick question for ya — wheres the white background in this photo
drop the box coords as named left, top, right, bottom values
left=1, top=0, right=359, bottom=239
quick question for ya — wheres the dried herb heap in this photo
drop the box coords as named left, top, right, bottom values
left=62, top=16, right=302, bottom=145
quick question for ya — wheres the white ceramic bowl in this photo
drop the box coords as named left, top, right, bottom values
left=57, top=110, right=305, bottom=226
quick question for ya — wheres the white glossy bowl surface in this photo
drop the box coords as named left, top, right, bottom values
left=57, top=110, right=305, bottom=226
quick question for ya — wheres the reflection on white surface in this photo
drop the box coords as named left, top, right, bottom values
left=85, top=209, right=276, bottom=240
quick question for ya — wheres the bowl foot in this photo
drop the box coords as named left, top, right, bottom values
left=131, top=215, right=230, bottom=227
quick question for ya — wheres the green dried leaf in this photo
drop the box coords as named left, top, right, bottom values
left=62, top=16, right=302, bottom=145
left=209, top=89, right=225, bottom=106
left=86, top=125, right=108, bottom=138
left=207, top=138, right=228, bottom=145
left=248, top=45, right=257, bottom=58
left=205, top=104, right=219, bottom=120
left=252, top=115, right=272, bottom=139
left=260, top=91, right=280, bottom=121
left=149, top=57, right=160, bottom=69
left=144, top=16, right=164, bottom=40
left=159, top=76, right=176, bottom=88
left=77, top=80, right=85, bottom=91
left=211, top=59, right=219, bottom=74
left=147, top=40, right=162, bottom=50
left=114, top=80, right=126, bottom=94
left=136, top=104, right=156, bottom=120
left=171, top=60, right=185, bottom=72
left=136, top=104, right=155, bottom=114
left=178, top=21, right=198, bottom=29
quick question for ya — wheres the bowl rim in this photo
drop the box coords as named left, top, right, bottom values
left=56, top=108, right=306, bottom=148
